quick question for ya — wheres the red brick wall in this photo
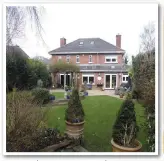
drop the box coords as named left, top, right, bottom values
left=50, top=54, right=123, bottom=64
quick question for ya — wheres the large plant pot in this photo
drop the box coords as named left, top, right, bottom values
left=111, top=139, right=142, bottom=152
left=65, top=120, right=85, bottom=139
left=119, top=95, right=124, bottom=98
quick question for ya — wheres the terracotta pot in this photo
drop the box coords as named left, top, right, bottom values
left=111, top=139, right=142, bottom=152
left=120, top=95, right=123, bottom=98
left=65, top=120, right=85, bottom=139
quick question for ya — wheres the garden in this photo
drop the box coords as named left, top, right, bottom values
left=6, top=48, right=155, bottom=152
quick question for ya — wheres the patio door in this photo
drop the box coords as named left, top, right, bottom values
left=105, top=74, right=117, bottom=89
left=60, top=74, right=71, bottom=87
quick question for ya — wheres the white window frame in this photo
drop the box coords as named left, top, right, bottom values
left=76, top=55, right=80, bottom=63
left=105, top=55, right=117, bottom=63
left=89, top=55, right=92, bottom=63
left=104, top=74, right=117, bottom=89
left=122, top=75, right=129, bottom=83
left=82, top=74, right=95, bottom=84
left=66, top=55, right=70, bottom=63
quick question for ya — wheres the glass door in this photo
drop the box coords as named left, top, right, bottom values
left=105, top=75, right=110, bottom=88
left=111, top=75, right=116, bottom=89
left=105, top=74, right=117, bottom=89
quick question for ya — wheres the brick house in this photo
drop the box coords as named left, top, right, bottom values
left=49, top=34, right=128, bottom=90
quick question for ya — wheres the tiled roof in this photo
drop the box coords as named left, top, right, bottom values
left=49, top=38, right=125, bottom=55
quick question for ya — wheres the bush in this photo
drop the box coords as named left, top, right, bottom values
left=6, top=90, right=45, bottom=151
left=112, top=99, right=139, bottom=147
left=6, top=90, right=62, bottom=152
left=6, top=49, right=29, bottom=91
left=27, top=59, right=51, bottom=89
left=125, top=91, right=132, bottom=100
left=32, top=88, right=50, bottom=105
left=6, top=49, right=51, bottom=91
left=65, top=88, right=85, bottom=123
left=132, top=50, right=155, bottom=151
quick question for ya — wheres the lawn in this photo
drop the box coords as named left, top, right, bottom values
left=51, top=92, right=64, bottom=99
left=45, top=95, right=148, bottom=152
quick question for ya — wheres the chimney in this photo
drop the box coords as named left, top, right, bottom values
left=116, top=34, right=121, bottom=48
left=60, top=37, right=66, bottom=47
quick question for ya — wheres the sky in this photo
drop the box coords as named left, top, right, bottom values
left=15, top=3, right=158, bottom=60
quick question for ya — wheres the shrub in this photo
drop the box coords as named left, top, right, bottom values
left=6, top=50, right=51, bottom=91
left=27, top=59, right=51, bottom=89
left=6, top=49, right=29, bottom=91
left=32, top=88, right=50, bottom=105
left=132, top=50, right=155, bottom=151
left=112, top=99, right=139, bottom=147
left=65, top=88, right=85, bottom=123
left=6, top=90, right=62, bottom=152
left=125, top=91, right=132, bottom=100
left=6, top=90, right=45, bottom=151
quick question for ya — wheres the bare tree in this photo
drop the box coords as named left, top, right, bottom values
left=139, top=22, right=155, bottom=53
left=6, top=6, right=45, bottom=45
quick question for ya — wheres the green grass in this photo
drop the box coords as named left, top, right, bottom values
left=45, top=96, right=148, bottom=152
left=51, top=92, right=64, bottom=99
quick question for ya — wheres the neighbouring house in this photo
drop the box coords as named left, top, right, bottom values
left=6, top=45, right=29, bottom=58
left=49, top=34, right=129, bottom=90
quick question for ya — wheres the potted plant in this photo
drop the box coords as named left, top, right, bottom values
left=111, top=99, right=142, bottom=152
left=119, top=92, right=124, bottom=98
left=49, top=94, right=55, bottom=102
left=65, top=88, right=85, bottom=139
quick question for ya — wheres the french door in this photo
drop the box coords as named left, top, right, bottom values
left=105, top=74, right=117, bottom=89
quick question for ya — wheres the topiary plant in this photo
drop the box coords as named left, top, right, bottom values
left=32, top=87, right=50, bottom=105
left=112, top=99, right=139, bottom=148
left=65, top=88, right=85, bottom=123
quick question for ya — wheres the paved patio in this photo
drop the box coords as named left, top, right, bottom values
left=50, top=89, right=120, bottom=99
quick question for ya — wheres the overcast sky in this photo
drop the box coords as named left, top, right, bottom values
left=15, top=3, right=158, bottom=60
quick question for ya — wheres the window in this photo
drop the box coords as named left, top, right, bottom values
left=79, top=41, right=83, bottom=46
left=76, top=55, right=80, bottom=63
left=91, top=41, right=94, bottom=45
left=89, top=55, right=92, bottom=63
left=105, top=56, right=117, bottom=63
left=82, top=75, right=94, bottom=84
left=89, top=77, right=94, bottom=83
left=122, top=75, right=129, bottom=83
left=66, top=55, right=70, bottom=63
left=83, top=76, right=88, bottom=83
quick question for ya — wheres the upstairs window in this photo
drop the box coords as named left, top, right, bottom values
left=89, top=55, right=92, bottom=63
left=122, top=75, right=129, bottom=83
left=66, top=55, right=70, bottom=63
left=105, top=56, right=117, bottom=63
left=76, top=55, right=80, bottom=63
